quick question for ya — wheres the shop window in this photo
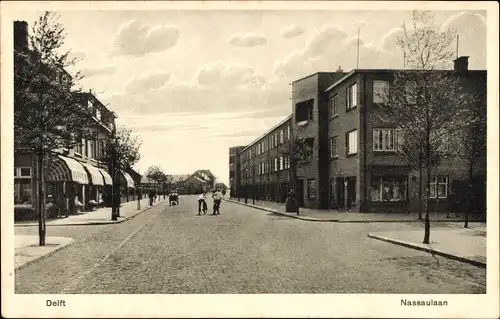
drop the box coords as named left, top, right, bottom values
left=308, top=179, right=316, bottom=199
left=371, top=176, right=407, bottom=202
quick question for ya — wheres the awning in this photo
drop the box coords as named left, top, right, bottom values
left=79, top=162, right=105, bottom=186
left=122, top=172, right=135, bottom=188
left=99, top=169, right=112, bottom=185
left=46, top=155, right=89, bottom=184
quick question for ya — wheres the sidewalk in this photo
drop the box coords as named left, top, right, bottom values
left=15, top=197, right=165, bottom=227
left=226, top=198, right=484, bottom=223
left=15, top=235, right=74, bottom=270
left=368, top=225, right=487, bottom=267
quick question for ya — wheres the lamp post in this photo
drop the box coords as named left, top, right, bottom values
left=111, top=129, right=118, bottom=221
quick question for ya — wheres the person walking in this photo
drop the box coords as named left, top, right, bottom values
left=212, top=189, right=223, bottom=215
left=198, top=192, right=207, bottom=215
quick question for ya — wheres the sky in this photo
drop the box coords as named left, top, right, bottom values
left=12, top=9, right=487, bottom=185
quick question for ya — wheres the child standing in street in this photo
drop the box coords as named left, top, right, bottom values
left=198, top=192, right=207, bottom=215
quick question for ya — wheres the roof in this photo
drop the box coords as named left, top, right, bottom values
left=324, top=68, right=487, bottom=93
left=170, top=174, right=190, bottom=183
left=292, top=71, right=342, bottom=84
left=239, top=114, right=292, bottom=153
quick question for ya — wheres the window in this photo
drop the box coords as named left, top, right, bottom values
left=275, top=133, right=278, bottom=147
left=95, top=108, right=101, bottom=121
left=308, top=179, right=316, bottom=199
left=330, top=136, right=339, bottom=158
left=346, top=83, right=357, bottom=110
left=371, top=176, right=407, bottom=202
left=346, top=130, right=358, bottom=155
left=304, top=138, right=314, bottom=160
left=14, top=167, right=32, bottom=205
left=279, top=156, right=284, bottom=170
left=430, top=176, right=448, bottom=199
left=84, top=139, right=89, bottom=157
left=295, top=99, right=314, bottom=122
left=287, top=126, right=291, bottom=140
left=280, top=130, right=284, bottom=144
left=274, top=158, right=278, bottom=172
left=329, top=94, right=339, bottom=117
left=373, top=129, right=396, bottom=151
left=373, top=80, right=389, bottom=104
left=405, top=81, right=417, bottom=104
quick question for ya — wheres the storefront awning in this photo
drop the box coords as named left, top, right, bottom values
left=99, top=169, right=112, bottom=185
left=122, top=172, right=135, bottom=188
left=79, top=162, right=105, bottom=186
left=46, top=155, right=89, bottom=184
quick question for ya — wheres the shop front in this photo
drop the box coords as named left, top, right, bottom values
left=120, top=171, right=135, bottom=203
left=46, top=155, right=89, bottom=215
left=80, top=162, right=106, bottom=210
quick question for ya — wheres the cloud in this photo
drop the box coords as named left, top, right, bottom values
left=111, top=20, right=179, bottom=57
left=439, top=12, right=486, bottom=69
left=273, top=24, right=404, bottom=79
left=380, top=27, right=404, bottom=52
left=197, top=61, right=256, bottom=87
left=228, top=33, right=267, bottom=47
left=125, top=71, right=171, bottom=94
left=81, top=65, right=116, bottom=78
left=281, top=24, right=304, bottom=39
left=104, top=75, right=291, bottom=117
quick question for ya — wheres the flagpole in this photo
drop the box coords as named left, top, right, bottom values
left=356, top=27, right=360, bottom=69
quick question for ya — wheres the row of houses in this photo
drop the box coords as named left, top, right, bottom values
left=13, top=21, right=158, bottom=218
left=168, top=170, right=216, bottom=194
left=229, top=57, right=486, bottom=215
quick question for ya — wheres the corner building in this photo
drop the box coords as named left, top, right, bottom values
left=230, top=57, right=486, bottom=216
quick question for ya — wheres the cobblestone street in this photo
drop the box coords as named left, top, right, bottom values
left=15, top=196, right=486, bottom=294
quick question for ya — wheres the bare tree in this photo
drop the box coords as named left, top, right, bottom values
left=14, top=12, right=97, bottom=245
left=377, top=11, right=477, bottom=244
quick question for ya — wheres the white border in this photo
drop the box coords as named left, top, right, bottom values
left=1, top=1, right=499, bottom=318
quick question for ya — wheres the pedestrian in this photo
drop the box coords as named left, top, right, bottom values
left=148, top=189, right=154, bottom=206
left=212, top=189, right=223, bottom=215
left=198, top=192, right=207, bottom=215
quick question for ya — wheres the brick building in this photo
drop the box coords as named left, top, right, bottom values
left=235, top=115, right=293, bottom=202
left=230, top=58, right=486, bottom=215
left=229, top=146, right=245, bottom=197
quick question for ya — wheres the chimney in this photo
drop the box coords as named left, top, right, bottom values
left=453, top=56, right=469, bottom=74
left=14, top=21, right=29, bottom=52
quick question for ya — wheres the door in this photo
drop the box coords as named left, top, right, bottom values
left=336, top=177, right=345, bottom=210
left=296, top=179, right=304, bottom=207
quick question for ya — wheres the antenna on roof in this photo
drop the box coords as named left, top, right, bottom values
left=456, top=35, right=459, bottom=59
left=356, top=27, right=360, bottom=69
left=403, top=51, right=406, bottom=68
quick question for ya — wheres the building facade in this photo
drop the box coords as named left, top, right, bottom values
left=235, top=115, right=293, bottom=202
left=13, top=20, right=136, bottom=218
left=229, top=146, right=245, bottom=197
left=230, top=58, right=486, bottom=215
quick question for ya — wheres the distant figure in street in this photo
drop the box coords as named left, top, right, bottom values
left=198, top=192, right=207, bottom=215
left=212, top=189, right=223, bottom=215
left=148, top=189, right=154, bottom=206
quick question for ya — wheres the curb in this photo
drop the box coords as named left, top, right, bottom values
left=15, top=238, right=75, bottom=271
left=367, top=233, right=486, bottom=268
left=14, top=201, right=162, bottom=227
left=225, top=199, right=481, bottom=224
left=225, top=199, right=340, bottom=222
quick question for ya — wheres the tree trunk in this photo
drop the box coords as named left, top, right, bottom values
left=465, top=160, right=473, bottom=228
left=418, top=157, right=423, bottom=220
left=423, top=149, right=431, bottom=244
left=36, top=153, right=46, bottom=246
